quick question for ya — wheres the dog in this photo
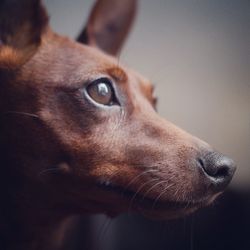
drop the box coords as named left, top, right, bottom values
left=0, top=0, right=236, bottom=249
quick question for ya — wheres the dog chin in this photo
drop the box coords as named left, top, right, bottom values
left=104, top=201, right=203, bottom=220
left=96, top=182, right=222, bottom=220
left=138, top=192, right=223, bottom=220
left=103, top=194, right=219, bottom=220
left=136, top=202, right=205, bottom=220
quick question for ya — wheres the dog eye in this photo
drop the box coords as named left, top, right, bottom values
left=87, top=79, right=115, bottom=105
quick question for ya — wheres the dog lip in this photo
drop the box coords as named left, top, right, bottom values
left=97, top=180, right=137, bottom=198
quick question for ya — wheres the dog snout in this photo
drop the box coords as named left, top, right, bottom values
left=197, top=151, right=236, bottom=191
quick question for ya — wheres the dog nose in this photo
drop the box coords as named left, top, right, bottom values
left=198, top=151, right=236, bottom=190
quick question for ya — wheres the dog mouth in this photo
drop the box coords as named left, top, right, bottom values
left=97, top=181, right=210, bottom=216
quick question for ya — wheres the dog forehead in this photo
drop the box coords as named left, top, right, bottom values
left=19, top=31, right=152, bottom=93
left=19, top=33, right=122, bottom=85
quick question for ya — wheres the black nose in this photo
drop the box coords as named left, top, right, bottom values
left=198, top=151, right=236, bottom=190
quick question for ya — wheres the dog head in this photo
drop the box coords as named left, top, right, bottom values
left=0, top=0, right=236, bottom=219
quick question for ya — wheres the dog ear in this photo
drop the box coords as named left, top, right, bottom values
left=77, top=0, right=137, bottom=56
left=0, top=0, right=48, bottom=69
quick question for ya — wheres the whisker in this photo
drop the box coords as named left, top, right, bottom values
left=151, top=182, right=175, bottom=210
left=142, top=180, right=169, bottom=201
left=140, top=174, right=176, bottom=204
left=128, top=178, right=159, bottom=213
left=97, top=168, right=159, bottom=198
left=123, top=169, right=159, bottom=192
left=3, top=111, right=39, bottom=119
left=97, top=216, right=112, bottom=250
left=38, top=168, right=60, bottom=177
left=116, top=47, right=122, bottom=68
left=190, top=214, right=195, bottom=250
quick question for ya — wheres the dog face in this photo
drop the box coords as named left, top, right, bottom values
left=0, top=0, right=236, bottom=219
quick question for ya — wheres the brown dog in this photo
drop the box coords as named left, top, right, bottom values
left=0, top=0, right=236, bottom=249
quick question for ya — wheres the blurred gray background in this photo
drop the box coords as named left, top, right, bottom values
left=44, top=0, right=250, bottom=188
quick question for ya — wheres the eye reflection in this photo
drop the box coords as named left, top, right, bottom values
left=97, top=83, right=110, bottom=96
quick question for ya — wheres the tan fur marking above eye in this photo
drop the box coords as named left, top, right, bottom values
left=107, top=67, right=128, bottom=82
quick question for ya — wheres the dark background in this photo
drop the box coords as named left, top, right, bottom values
left=66, top=189, right=250, bottom=250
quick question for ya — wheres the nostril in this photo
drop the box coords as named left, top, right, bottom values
left=216, top=165, right=229, bottom=178
left=199, top=151, right=236, bottom=188
left=197, top=155, right=219, bottom=177
left=197, top=157, right=205, bottom=169
left=197, top=158, right=205, bottom=170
